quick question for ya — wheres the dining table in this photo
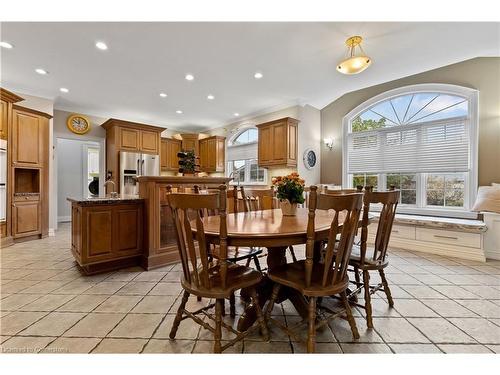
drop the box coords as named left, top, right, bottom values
left=192, top=207, right=360, bottom=331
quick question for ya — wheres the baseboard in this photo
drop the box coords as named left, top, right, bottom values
left=48, top=228, right=56, bottom=237
left=58, top=216, right=71, bottom=223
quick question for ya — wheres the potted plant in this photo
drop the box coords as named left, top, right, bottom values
left=271, top=172, right=305, bottom=216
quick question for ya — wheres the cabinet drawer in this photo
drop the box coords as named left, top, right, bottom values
left=416, top=228, right=481, bottom=249
left=14, top=194, right=40, bottom=202
left=391, top=224, right=415, bottom=240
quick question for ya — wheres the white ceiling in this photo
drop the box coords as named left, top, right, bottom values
left=1, top=22, right=499, bottom=131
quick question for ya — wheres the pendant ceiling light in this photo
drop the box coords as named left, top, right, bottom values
left=337, top=36, right=372, bottom=75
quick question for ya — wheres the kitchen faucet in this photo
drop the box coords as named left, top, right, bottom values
left=104, top=179, right=118, bottom=198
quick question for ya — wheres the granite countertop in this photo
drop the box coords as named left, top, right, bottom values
left=67, top=194, right=143, bottom=205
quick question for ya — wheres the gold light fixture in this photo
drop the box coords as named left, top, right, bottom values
left=337, top=36, right=372, bottom=75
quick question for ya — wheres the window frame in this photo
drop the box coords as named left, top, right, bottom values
left=342, top=83, right=479, bottom=219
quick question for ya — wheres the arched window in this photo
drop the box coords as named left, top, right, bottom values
left=343, top=84, right=478, bottom=217
left=226, top=127, right=266, bottom=184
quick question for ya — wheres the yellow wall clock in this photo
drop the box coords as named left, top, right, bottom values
left=67, top=114, right=91, bottom=135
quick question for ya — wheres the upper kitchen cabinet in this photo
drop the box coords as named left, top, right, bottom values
left=256, top=117, right=298, bottom=168
left=11, top=105, right=51, bottom=167
left=1, top=88, right=24, bottom=141
left=180, top=133, right=199, bottom=155
left=199, top=136, right=226, bottom=173
left=102, top=118, right=164, bottom=155
left=160, top=137, right=182, bottom=171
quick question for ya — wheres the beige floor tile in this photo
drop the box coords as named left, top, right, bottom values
left=431, top=285, right=480, bottom=299
left=0, top=311, right=48, bottom=335
left=92, top=338, right=148, bottom=353
left=438, top=344, right=493, bottom=353
left=57, top=294, right=109, bottom=312
left=148, top=282, right=183, bottom=296
left=384, top=285, right=413, bottom=299
left=285, top=316, right=336, bottom=343
left=19, top=280, right=72, bottom=294
left=21, top=269, right=62, bottom=281
left=193, top=339, right=244, bottom=353
left=1, top=336, right=56, bottom=354
left=486, top=345, right=500, bottom=353
left=19, top=312, right=85, bottom=336
left=461, top=285, right=500, bottom=299
left=401, top=285, right=447, bottom=299
left=456, top=300, right=500, bottom=318
left=108, top=313, right=164, bottom=338
left=20, top=294, right=76, bottom=312
left=408, top=318, right=475, bottom=344
left=63, top=313, right=125, bottom=337
left=1, top=335, right=11, bottom=343
left=143, top=339, right=195, bottom=353
left=154, top=314, right=201, bottom=339
left=94, top=295, right=142, bottom=313
left=116, top=282, right=156, bottom=295
left=386, top=274, right=422, bottom=285
left=448, top=318, right=500, bottom=344
left=104, top=272, right=141, bottom=282
left=372, top=318, right=429, bottom=343
left=162, top=272, right=182, bottom=282
left=340, top=343, right=392, bottom=353
left=133, top=272, right=167, bottom=282
left=393, top=299, right=439, bottom=317
left=52, top=280, right=96, bottom=294
left=329, top=316, right=383, bottom=343
left=0, top=294, right=42, bottom=311
left=360, top=298, right=401, bottom=318
left=130, top=295, right=176, bottom=314
left=414, top=274, right=452, bottom=285
left=83, top=281, right=128, bottom=295
left=390, top=343, right=442, bottom=353
left=1, top=280, right=40, bottom=294
left=43, top=337, right=101, bottom=353
left=421, top=299, right=478, bottom=318
left=292, top=341, right=342, bottom=353
left=244, top=340, right=291, bottom=353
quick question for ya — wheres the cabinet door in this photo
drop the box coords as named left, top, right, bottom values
left=12, top=109, right=42, bottom=166
left=0, top=100, right=8, bottom=140
left=119, top=128, right=140, bottom=151
left=12, top=201, right=40, bottom=237
left=272, top=122, right=287, bottom=163
left=258, top=126, right=273, bottom=165
left=208, top=138, right=217, bottom=170
left=85, top=208, right=113, bottom=260
left=141, top=130, right=159, bottom=154
left=167, top=140, right=181, bottom=170
left=287, top=121, right=297, bottom=164
left=199, top=139, right=209, bottom=171
left=115, top=206, right=142, bottom=255
left=160, top=139, right=168, bottom=170
left=216, top=138, right=225, bottom=172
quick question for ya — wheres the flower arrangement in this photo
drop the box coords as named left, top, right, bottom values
left=271, top=172, right=305, bottom=205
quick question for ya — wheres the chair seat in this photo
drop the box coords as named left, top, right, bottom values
left=267, top=260, right=349, bottom=297
left=181, top=262, right=262, bottom=299
left=211, top=245, right=263, bottom=262
left=334, top=244, right=388, bottom=270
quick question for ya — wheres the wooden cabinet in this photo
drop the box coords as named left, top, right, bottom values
left=11, top=107, right=49, bottom=167
left=180, top=133, right=199, bottom=154
left=256, top=117, right=299, bottom=168
left=102, top=119, right=165, bottom=192
left=0, top=100, right=8, bottom=140
left=12, top=201, right=41, bottom=237
left=161, top=138, right=182, bottom=171
left=70, top=200, right=144, bottom=274
left=199, top=136, right=225, bottom=173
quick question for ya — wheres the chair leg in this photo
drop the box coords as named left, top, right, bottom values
left=229, top=292, right=236, bottom=318
left=307, top=297, right=317, bottom=353
left=288, top=245, right=298, bottom=262
left=265, top=283, right=281, bottom=319
left=341, top=290, right=360, bottom=340
left=379, top=269, right=394, bottom=307
left=169, top=290, right=189, bottom=339
left=197, top=296, right=202, bottom=302
left=363, top=270, right=374, bottom=329
left=221, top=298, right=226, bottom=316
left=253, top=255, right=262, bottom=272
left=354, top=266, right=361, bottom=291
left=250, top=288, right=269, bottom=341
left=245, top=257, right=251, bottom=267
left=214, top=299, right=223, bottom=353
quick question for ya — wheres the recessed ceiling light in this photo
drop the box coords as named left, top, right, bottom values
left=176, top=110, right=183, bottom=114
left=35, top=68, right=48, bottom=75
left=95, top=41, right=108, bottom=50
left=0, top=41, right=13, bottom=49
left=185, top=74, right=194, bottom=81
left=254, top=72, right=263, bottom=79
left=234, top=113, right=240, bottom=117
left=159, top=92, right=167, bottom=98
left=59, top=88, right=69, bottom=93
left=207, top=94, right=215, bottom=100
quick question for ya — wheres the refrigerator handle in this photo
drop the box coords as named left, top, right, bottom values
left=137, top=159, right=141, bottom=176
left=141, top=159, right=145, bottom=175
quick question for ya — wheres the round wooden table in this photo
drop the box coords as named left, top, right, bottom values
left=194, top=207, right=349, bottom=331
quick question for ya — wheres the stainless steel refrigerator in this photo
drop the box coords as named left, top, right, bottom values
left=120, top=151, right=160, bottom=195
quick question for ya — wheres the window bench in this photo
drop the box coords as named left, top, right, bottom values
left=368, top=213, right=488, bottom=262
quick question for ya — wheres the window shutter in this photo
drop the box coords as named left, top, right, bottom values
left=347, top=117, right=469, bottom=174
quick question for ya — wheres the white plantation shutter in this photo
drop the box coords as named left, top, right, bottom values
left=226, top=143, right=257, bottom=161
left=347, top=116, right=469, bottom=174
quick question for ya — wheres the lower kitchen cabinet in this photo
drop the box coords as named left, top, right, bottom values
left=12, top=201, right=41, bottom=238
left=70, top=199, right=144, bottom=274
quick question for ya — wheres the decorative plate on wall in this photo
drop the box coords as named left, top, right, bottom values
left=67, top=114, right=91, bottom=135
left=303, top=148, right=317, bottom=170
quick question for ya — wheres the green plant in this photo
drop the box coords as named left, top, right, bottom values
left=271, top=172, right=305, bottom=204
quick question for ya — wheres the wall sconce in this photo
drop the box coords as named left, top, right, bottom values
left=324, top=138, right=334, bottom=150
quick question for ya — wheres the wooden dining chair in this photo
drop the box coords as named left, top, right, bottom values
left=167, top=185, right=269, bottom=353
left=264, top=186, right=363, bottom=353
left=244, top=187, right=298, bottom=263
left=348, top=185, right=400, bottom=329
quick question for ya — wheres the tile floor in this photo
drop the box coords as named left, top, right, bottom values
left=1, top=223, right=500, bottom=354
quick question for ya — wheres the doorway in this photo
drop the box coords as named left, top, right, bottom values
left=56, top=138, right=104, bottom=223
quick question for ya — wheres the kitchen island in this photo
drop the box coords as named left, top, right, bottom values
left=68, top=194, right=144, bottom=274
